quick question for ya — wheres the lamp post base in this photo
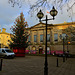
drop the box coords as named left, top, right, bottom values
left=44, top=66, right=48, bottom=75
left=63, top=56, right=65, bottom=62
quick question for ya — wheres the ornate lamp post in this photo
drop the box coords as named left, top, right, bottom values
left=67, top=41, right=70, bottom=53
left=67, top=41, right=70, bottom=55
left=37, top=6, right=58, bottom=75
left=60, top=34, right=68, bottom=62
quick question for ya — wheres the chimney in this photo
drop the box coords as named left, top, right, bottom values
left=2, top=28, right=6, bottom=32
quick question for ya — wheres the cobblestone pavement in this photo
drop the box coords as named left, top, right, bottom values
left=0, top=56, right=75, bottom=75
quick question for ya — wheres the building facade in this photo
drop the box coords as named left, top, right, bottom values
left=0, top=22, right=75, bottom=54
left=0, top=28, right=11, bottom=48
left=26, top=22, right=75, bottom=54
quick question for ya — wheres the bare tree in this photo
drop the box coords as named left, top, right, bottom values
left=8, top=0, right=75, bottom=21
left=8, top=0, right=75, bottom=10
left=64, top=26, right=75, bottom=42
left=8, top=0, right=25, bottom=8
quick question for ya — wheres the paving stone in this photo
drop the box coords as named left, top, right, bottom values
left=0, top=56, right=75, bottom=75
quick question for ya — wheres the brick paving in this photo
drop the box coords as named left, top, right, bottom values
left=0, top=56, right=75, bottom=75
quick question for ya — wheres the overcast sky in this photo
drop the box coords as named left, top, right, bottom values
left=0, top=0, right=75, bottom=33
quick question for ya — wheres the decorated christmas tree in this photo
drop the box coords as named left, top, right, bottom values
left=9, top=12, right=29, bottom=49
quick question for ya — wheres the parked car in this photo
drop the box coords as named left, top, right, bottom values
left=0, top=48, right=15, bottom=58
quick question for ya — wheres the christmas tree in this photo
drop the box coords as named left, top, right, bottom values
left=9, top=12, right=29, bottom=49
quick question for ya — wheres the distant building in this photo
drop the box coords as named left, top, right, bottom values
left=0, top=28, right=11, bottom=48
left=26, top=22, right=75, bottom=54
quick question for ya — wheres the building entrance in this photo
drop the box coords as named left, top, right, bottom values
left=39, top=47, right=43, bottom=54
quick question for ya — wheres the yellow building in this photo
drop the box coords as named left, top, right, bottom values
left=0, top=28, right=11, bottom=48
left=26, top=22, right=75, bottom=54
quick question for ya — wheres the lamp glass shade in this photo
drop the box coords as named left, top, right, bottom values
left=68, top=42, right=70, bottom=44
left=37, top=10, right=44, bottom=19
left=50, top=6, right=58, bottom=17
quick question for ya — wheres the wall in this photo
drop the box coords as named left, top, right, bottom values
left=51, top=45, right=75, bottom=54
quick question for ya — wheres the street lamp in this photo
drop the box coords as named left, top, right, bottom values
left=60, top=34, right=68, bottom=62
left=65, top=41, right=70, bottom=60
left=67, top=41, right=70, bottom=53
left=37, top=6, right=58, bottom=75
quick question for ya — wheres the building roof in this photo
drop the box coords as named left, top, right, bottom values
left=0, top=28, right=10, bottom=35
left=27, top=22, right=75, bottom=30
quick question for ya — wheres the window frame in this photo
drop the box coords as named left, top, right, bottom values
left=54, top=33, right=58, bottom=42
left=34, top=35, right=37, bottom=42
left=47, top=34, right=50, bottom=42
left=40, top=34, right=43, bottom=42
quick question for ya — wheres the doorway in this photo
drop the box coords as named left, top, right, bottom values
left=39, top=47, right=43, bottom=54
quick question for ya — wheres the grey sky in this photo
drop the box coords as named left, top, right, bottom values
left=0, top=0, right=75, bottom=33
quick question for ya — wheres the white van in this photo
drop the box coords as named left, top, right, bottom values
left=0, top=48, right=15, bottom=58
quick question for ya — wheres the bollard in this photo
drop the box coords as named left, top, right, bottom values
left=56, top=58, right=58, bottom=67
left=66, top=55, right=67, bottom=60
left=63, top=56, right=65, bottom=62
left=0, top=59, right=3, bottom=71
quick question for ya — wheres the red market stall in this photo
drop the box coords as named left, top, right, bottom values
left=13, top=47, right=25, bottom=57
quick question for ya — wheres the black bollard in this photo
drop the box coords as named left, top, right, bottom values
left=66, top=55, right=67, bottom=60
left=63, top=56, right=65, bottom=62
left=56, top=58, right=58, bottom=67
left=0, top=59, right=3, bottom=71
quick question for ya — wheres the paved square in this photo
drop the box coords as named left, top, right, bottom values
left=0, top=56, right=75, bottom=75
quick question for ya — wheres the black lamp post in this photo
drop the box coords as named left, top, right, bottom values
left=37, top=6, right=58, bottom=75
left=60, top=34, right=68, bottom=62
left=67, top=41, right=70, bottom=53
left=66, top=41, right=70, bottom=59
